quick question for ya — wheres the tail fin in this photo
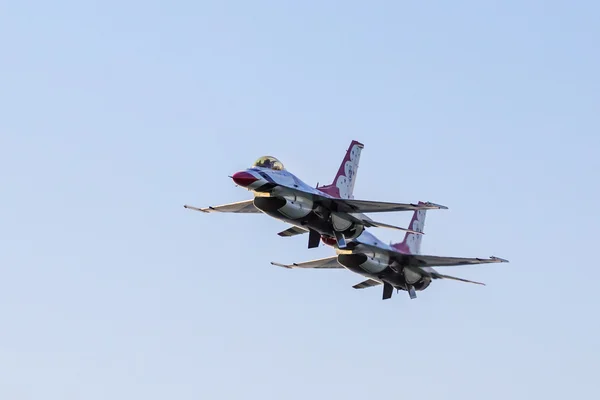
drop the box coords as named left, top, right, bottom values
left=391, top=202, right=427, bottom=254
left=317, top=140, right=364, bottom=199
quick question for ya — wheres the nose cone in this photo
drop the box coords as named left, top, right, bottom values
left=231, top=171, right=258, bottom=187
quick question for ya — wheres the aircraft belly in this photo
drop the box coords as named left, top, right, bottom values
left=403, top=268, right=422, bottom=284
left=331, top=212, right=353, bottom=231
left=252, top=195, right=365, bottom=242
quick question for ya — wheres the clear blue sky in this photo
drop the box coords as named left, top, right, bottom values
left=1, top=1, right=599, bottom=398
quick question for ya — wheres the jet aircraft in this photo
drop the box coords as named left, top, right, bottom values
left=184, top=140, right=448, bottom=249
left=271, top=204, right=509, bottom=300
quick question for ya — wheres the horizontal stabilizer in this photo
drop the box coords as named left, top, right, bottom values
left=340, top=199, right=448, bottom=214
left=277, top=226, right=309, bottom=237
left=270, top=256, right=343, bottom=269
left=183, top=199, right=260, bottom=213
left=432, top=273, right=486, bottom=286
left=360, top=216, right=423, bottom=234
left=353, top=279, right=382, bottom=289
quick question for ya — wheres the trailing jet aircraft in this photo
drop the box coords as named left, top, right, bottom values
left=271, top=204, right=508, bottom=300
left=184, top=140, right=448, bottom=249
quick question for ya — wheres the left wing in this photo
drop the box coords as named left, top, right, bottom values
left=399, top=254, right=508, bottom=286
left=356, top=242, right=508, bottom=268
left=183, top=199, right=261, bottom=213
left=278, top=186, right=447, bottom=214
left=406, top=255, right=509, bottom=267
left=409, top=255, right=508, bottom=286
left=355, top=243, right=507, bottom=285
left=337, top=199, right=448, bottom=214
left=271, top=256, right=343, bottom=269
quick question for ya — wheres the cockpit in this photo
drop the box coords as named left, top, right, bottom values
left=252, top=156, right=285, bottom=171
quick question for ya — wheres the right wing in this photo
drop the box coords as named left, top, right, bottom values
left=183, top=199, right=261, bottom=213
left=271, top=256, right=343, bottom=269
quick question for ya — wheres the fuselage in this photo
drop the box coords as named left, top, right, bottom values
left=233, top=166, right=369, bottom=243
left=323, top=229, right=437, bottom=293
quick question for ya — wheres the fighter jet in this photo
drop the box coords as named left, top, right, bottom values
left=184, top=140, right=448, bottom=249
left=271, top=203, right=509, bottom=300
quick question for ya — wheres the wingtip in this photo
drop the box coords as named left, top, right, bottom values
left=491, top=256, right=509, bottom=263
left=183, top=204, right=209, bottom=213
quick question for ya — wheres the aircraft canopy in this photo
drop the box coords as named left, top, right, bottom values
left=252, top=156, right=285, bottom=171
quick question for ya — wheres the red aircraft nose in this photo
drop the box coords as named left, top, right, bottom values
left=231, top=171, right=258, bottom=187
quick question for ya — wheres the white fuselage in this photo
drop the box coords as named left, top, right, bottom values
left=240, top=167, right=372, bottom=241
left=331, top=229, right=439, bottom=290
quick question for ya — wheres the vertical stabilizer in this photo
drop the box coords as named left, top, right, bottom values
left=391, top=203, right=427, bottom=254
left=317, top=140, right=364, bottom=199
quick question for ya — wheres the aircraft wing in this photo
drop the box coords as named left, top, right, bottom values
left=408, top=255, right=506, bottom=286
left=183, top=199, right=261, bottom=213
left=354, top=243, right=507, bottom=286
left=356, top=243, right=508, bottom=268
left=279, top=186, right=447, bottom=214
left=405, top=254, right=509, bottom=267
left=334, top=199, right=448, bottom=214
left=270, top=256, right=343, bottom=269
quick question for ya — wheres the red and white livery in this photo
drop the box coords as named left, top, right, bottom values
left=185, top=141, right=447, bottom=249
left=272, top=205, right=509, bottom=300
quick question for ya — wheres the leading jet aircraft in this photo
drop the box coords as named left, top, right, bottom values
left=184, top=140, right=448, bottom=249
left=271, top=203, right=509, bottom=300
